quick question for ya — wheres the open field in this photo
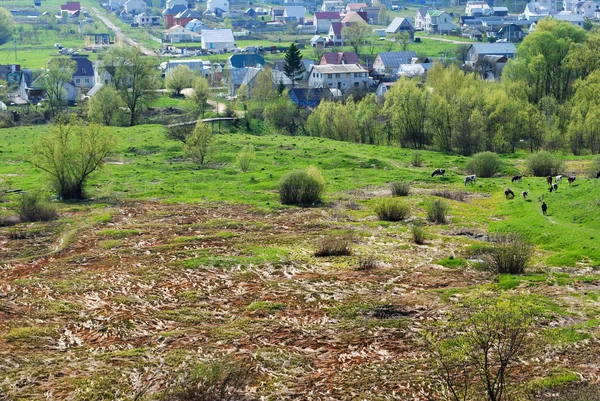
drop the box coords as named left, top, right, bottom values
left=1, top=125, right=600, bottom=399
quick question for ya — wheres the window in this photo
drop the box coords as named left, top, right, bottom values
left=76, top=79, right=80, bottom=83
left=335, top=73, right=340, bottom=78
left=354, top=82, right=359, bottom=87
left=85, top=78, right=89, bottom=83
left=81, top=68, right=86, bottom=75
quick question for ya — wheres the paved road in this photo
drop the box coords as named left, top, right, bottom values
left=91, top=7, right=158, bottom=56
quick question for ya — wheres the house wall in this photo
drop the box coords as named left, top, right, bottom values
left=208, top=0, right=229, bottom=12
left=315, top=17, right=336, bottom=33
left=201, top=39, right=234, bottom=50
left=308, top=69, right=368, bottom=90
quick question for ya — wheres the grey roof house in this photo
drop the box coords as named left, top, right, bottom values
left=373, top=51, right=418, bottom=76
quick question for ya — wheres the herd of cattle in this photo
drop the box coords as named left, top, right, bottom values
left=429, top=168, right=600, bottom=202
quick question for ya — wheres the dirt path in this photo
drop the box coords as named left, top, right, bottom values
left=416, top=35, right=470, bottom=45
left=91, top=7, right=158, bottom=56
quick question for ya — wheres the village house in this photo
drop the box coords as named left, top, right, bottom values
left=164, top=25, right=200, bottom=42
left=359, top=6, right=381, bottom=23
left=345, top=2, right=367, bottom=13
left=465, top=43, right=517, bottom=66
left=373, top=51, right=418, bottom=77
left=574, top=1, right=599, bottom=17
left=341, top=11, right=367, bottom=24
left=328, top=22, right=345, bottom=45
left=386, top=17, right=415, bottom=39
left=185, top=18, right=208, bottom=32
left=310, top=35, right=327, bottom=47
left=414, top=7, right=429, bottom=29
left=162, top=4, right=187, bottom=28
left=308, top=64, right=369, bottom=91
left=488, top=23, right=525, bottom=42
left=164, top=59, right=212, bottom=78
left=60, top=1, right=80, bottom=15
left=313, top=11, right=340, bottom=33
left=321, top=0, right=344, bottom=12
left=425, top=10, right=455, bottom=33
left=465, top=1, right=491, bottom=16
left=124, top=0, right=146, bottom=14
left=283, top=6, right=306, bottom=22
left=288, top=88, right=331, bottom=107
left=201, top=29, right=235, bottom=51
left=133, top=13, right=161, bottom=25
left=207, top=0, right=229, bottom=13
left=174, top=9, right=202, bottom=26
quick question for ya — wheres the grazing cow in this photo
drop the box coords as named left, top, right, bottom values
left=542, top=201, right=548, bottom=215
left=568, top=176, right=576, bottom=185
left=546, top=175, right=553, bottom=186
left=596, top=171, right=600, bottom=179
left=552, top=183, right=558, bottom=192
left=431, top=168, right=446, bottom=177
left=504, top=188, right=515, bottom=199
left=511, top=175, right=523, bottom=183
left=556, top=175, right=563, bottom=183
left=522, top=190, right=528, bottom=200
left=464, top=175, right=477, bottom=185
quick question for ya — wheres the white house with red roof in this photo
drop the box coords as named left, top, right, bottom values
left=314, top=11, right=340, bottom=33
left=60, top=1, right=80, bottom=15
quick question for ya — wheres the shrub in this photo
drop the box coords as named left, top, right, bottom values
left=487, top=233, right=533, bottom=274
left=411, top=223, right=425, bottom=244
left=315, top=234, right=353, bottom=257
left=374, top=199, right=411, bottom=221
left=307, top=165, right=325, bottom=191
left=411, top=151, right=423, bottom=167
left=390, top=181, right=410, bottom=197
left=432, top=190, right=467, bottom=202
left=0, top=215, right=20, bottom=227
left=466, top=151, right=502, bottom=178
left=587, top=156, right=600, bottom=178
left=279, top=169, right=323, bottom=205
left=527, top=151, right=564, bottom=177
left=357, top=254, right=378, bottom=270
left=236, top=145, right=256, bottom=172
left=19, top=193, right=57, bottom=222
left=345, top=198, right=360, bottom=210
left=427, top=200, right=448, bottom=224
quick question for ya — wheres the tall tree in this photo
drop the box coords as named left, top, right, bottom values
left=284, top=44, right=304, bottom=88
left=342, top=22, right=371, bottom=54
left=189, top=76, right=210, bottom=118
left=377, top=5, right=388, bottom=25
left=39, top=57, right=76, bottom=116
left=0, top=8, right=14, bottom=46
left=384, top=79, right=430, bottom=149
left=103, top=46, right=158, bottom=126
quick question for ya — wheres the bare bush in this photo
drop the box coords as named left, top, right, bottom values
left=315, top=234, right=353, bottom=257
left=0, top=215, right=20, bottom=227
left=432, top=190, right=467, bottom=202
left=411, top=151, right=423, bottom=167
left=374, top=199, right=411, bottom=221
left=390, top=181, right=410, bottom=197
left=19, top=193, right=57, bottom=222
left=487, top=233, right=533, bottom=274
left=357, top=254, right=378, bottom=270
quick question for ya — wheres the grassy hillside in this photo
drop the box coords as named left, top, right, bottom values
left=1, top=125, right=600, bottom=399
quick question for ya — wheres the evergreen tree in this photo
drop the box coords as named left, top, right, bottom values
left=284, top=43, right=304, bottom=88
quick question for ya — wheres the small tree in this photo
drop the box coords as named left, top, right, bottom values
left=87, top=85, right=124, bottom=126
left=342, top=22, right=371, bottom=54
left=185, top=121, right=213, bottom=164
left=236, top=145, right=256, bottom=172
left=0, top=8, right=15, bottom=46
left=378, top=5, right=388, bottom=25
left=397, top=31, right=411, bottom=52
left=487, top=233, right=533, bottom=274
left=190, top=76, right=210, bottom=118
left=165, top=65, right=195, bottom=96
left=426, top=295, right=534, bottom=401
left=31, top=120, right=115, bottom=199
left=284, top=43, right=304, bottom=88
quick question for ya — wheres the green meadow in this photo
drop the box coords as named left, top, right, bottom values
left=1, top=124, right=599, bottom=266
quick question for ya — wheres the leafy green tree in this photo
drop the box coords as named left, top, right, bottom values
left=39, top=57, right=76, bottom=116
left=356, top=94, right=383, bottom=144
left=503, top=19, right=586, bottom=103
left=397, top=31, right=411, bottom=52
left=189, top=76, right=210, bottom=118
left=342, top=22, right=371, bottom=54
left=87, top=85, right=124, bottom=126
left=264, top=95, right=299, bottom=135
left=103, top=46, right=159, bottom=126
left=185, top=121, right=213, bottom=164
left=0, top=8, right=14, bottom=46
left=377, top=5, right=388, bottom=25
left=165, top=65, right=195, bottom=96
left=31, top=119, right=115, bottom=199
left=384, top=79, right=430, bottom=149
left=249, top=68, right=276, bottom=118
left=284, top=44, right=304, bottom=88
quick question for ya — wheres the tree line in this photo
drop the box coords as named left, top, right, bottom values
left=302, top=19, right=600, bottom=156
